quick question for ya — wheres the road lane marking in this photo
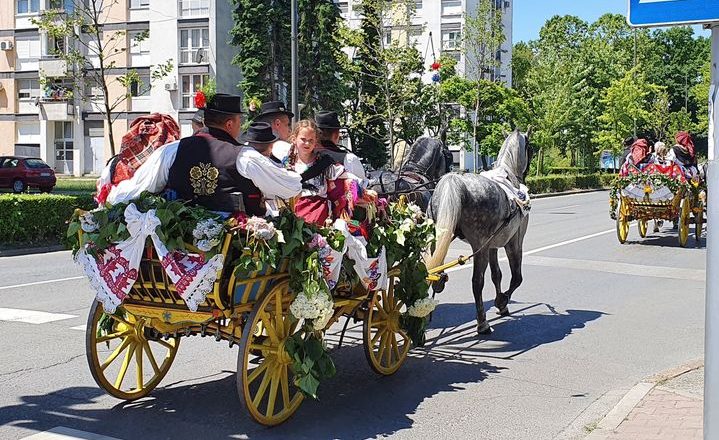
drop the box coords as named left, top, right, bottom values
left=444, top=228, right=616, bottom=274
left=0, top=276, right=84, bottom=291
left=21, top=426, right=123, bottom=440
left=0, top=308, right=76, bottom=324
left=524, top=256, right=704, bottom=281
left=69, top=324, right=86, bottom=331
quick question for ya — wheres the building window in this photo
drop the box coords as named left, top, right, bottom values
left=55, top=121, right=74, bottom=162
left=441, top=0, right=461, bottom=15
left=130, top=0, right=149, bottom=9
left=181, top=74, right=208, bottom=109
left=130, top=73, right=151, bottom=97
left=129, top=30, right=150, bottom=55
left=48, top=0, right=74, bottom=12
left=17, top=79, right=41, bottom=100
left=179, top=0, right=210, bottom=17
left=415, top=0, right=422, bottom=10
left=338, top=1, right=348, bottom=14
left=179, top=27, right=209, bottom=65
left=45, top=34, right=68, bottom=57
left=383, top=29, right=392, bottom=46
left=17, top=0, right=39, bottom=14
left=442, top=30, right=461, bottom=50
left=15, top=38, right=41, bottom=61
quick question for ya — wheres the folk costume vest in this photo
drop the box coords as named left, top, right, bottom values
left=320, top=140, right=348, bottom=166
left=166, top=127, right=265, bottom=216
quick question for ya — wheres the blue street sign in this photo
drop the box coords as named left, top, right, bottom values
left=628, top=0, right=719, bottom=27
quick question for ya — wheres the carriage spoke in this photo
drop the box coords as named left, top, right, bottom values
left=143, top=342, right=161, bottom=375
left=273, top=295, right=284, bottom=336
left=266, top=369, right=280, bottom=417
left=100, top=337, right=132, bottom=371
left=259, top=312, right=279, bottom=343
left=281, top=366, right=290, bottom=408
left=247, top=360, right=270, bottom=385
left=391, top=333, right=401, bottom=361
left=114, top=342, right=134, bottom=389
left=249, top=344, right=277, bottom=355
left=380, top=290, right=388, bottom=312
left=252, top=364, right=274, bottom=408
left=135, top=343, right=144, bottom=391
left=387, top=285, right=394, bottom=306
left=383, top=333, right=394, bottom=366
left=371, top=327, right=385, bottom=346
left=370, top=319, right=387, bottom=328
left=155, top=339, right=175, bottom=351
left=96, top=330, right=132, bottom=343
left=377, top=332, right=388, bottom=364
left=108, top=313, right=133, bottom=329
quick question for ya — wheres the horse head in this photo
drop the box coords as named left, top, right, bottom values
left=401, top=137, right=450, bottom=181
left=495, top=128, right=533, bottom=184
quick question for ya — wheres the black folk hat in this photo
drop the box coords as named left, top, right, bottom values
left=191, top=109, right=204, bottom=124
left=257, top=100, right=294, bottom=119
left=205, top=93, right=245, bottom=115
left=314, top=111, right=344, bottom=130
left=240, top=122, right=279, bottom=144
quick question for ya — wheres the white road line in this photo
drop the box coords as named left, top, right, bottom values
left=21, top=426, right=123, bottom=440
left=524, top=255, right=705, bottom=281
left=69, top=324, right=86, bottom=331
left=0, top=307, right=77, bottom=324
left=444, top=228, right=616, bottom=274
left=0, top=276, right=84, bottom=291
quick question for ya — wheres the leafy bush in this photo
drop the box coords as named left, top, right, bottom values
left=54, top=178, right=96, bottom=192
left=526, top=173, right=616, bottom=194
left=0, top=194, right=96, bottom=244
left=548, top=166, right=591, bottom=175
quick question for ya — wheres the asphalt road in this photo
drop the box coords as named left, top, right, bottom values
left=0, top=190, right=707, bottom=440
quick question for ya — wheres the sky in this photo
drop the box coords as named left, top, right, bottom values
left=512, top=0, right=710, bottom=43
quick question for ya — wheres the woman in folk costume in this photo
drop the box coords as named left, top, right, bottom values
left=672, top=131, right=698, bottom=178
left=286, top=120, right=362, bottom=226
left=619, top=138, right=652, bottom=176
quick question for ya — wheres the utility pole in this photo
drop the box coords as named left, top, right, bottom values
left=290, top=0, right=299, bottom=124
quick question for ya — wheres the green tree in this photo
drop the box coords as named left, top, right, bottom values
left=33, top=0, right=173, bottom=156
left=511, top=41, right=533, bottom=97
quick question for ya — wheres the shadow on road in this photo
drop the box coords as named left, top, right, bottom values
left=623, top=230, right=704, bottom=249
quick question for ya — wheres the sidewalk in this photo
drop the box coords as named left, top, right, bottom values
left=586, top=360, right=704, bottom=440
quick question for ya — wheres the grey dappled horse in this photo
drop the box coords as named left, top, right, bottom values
left=427, top=129, right=533, bottom=335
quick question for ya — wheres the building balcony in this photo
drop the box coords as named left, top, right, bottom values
left=38, top=100, right=74, bottom=121
left=39, top=58, right=68, bottom=77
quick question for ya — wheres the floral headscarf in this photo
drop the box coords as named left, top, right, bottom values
left=630, top=139, right=650, bottom=165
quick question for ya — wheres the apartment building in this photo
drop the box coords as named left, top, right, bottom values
left=337, top=0, right=513, bottom=170
left=0, top=0, right=240, bottom=176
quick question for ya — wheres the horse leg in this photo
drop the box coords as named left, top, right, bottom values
left=495, top=236, right=523, bottom=316
left=489, top=248, right=502, bottom=299
left=472, top=251, right=492, bottom=335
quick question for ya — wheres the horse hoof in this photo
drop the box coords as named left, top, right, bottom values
left=497, top=307, right=510, bottom=316
left=477, top=322, right=492, bottom=335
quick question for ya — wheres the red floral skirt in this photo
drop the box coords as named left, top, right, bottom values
left=293, top=195, right=330, bottom=226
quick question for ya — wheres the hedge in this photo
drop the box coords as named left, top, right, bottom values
left=526, top=173, right=615, bottom=194
left=0, top=194, right=96, bottom=244
left=54, top=179, right=97, bottom=192
left=547, top=166, right=592, bottom=175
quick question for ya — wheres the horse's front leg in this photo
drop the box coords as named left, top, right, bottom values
left=472, top=251, right=492, bottom=335
left=496, top=233, right=524, bottom=316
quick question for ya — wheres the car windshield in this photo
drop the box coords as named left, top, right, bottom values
left=24, top=159, right=50, bottom=169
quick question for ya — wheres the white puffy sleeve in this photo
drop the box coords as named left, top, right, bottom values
left=344, top=153, right=367, bottom=181
left=237, top=147, right=302, bottom=200
left=106, top=141, right=180, bottom=205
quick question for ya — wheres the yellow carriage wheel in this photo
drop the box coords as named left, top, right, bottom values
left=85, top=301, right=179, bottom=401
left=616, top=199, right=630, bottom=244
left=237, top=281, right=304, bottom=426
left=637, top=219, right=648, bottom=238
left=695, top=204, right=704, bottom=242
left=363, top=277, right=411, bottom=376
left=678, top=197, right=691, bottom=247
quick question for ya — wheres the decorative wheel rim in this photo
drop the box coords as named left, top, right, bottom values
left=85, top=301, right=179, bottom=401
left=616, top=200, right=629, bottom=244
left=363, top=277, right=411, bottom=376
left=237, top=281, right=304, bottom=426
left=679, top=197, right=691, bottom=247
left=638, top=219, right=647, bottom=238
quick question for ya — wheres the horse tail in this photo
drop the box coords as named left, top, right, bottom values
left=426, top=174, right=464, bottom=270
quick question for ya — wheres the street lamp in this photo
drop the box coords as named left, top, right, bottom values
left=290, top=0, right=299, bottom=123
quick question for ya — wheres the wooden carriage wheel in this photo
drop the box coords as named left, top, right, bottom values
left=237, top=281, right=304, bottom=426
left=678, top=196, right=691, bottom=247
left=616, top=199, right=630, bottom=244
left=86, top=301, right=179, bottom=401
left=637, top=219, right=648, bottom=238
left=695, top=203, right=704, bottom=242
left=363, top=277, right=411, bottom=376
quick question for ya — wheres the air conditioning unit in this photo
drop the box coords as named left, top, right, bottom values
left=0, top=41, right=14, bottom=51
left=164, top=82, right=177, bottom=91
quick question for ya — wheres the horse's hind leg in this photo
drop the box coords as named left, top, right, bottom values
left=472, top=250, right=492, bottom=335
left=495, top=237, right=523, bottom=316
left=489, top=248, right=502, bottom=298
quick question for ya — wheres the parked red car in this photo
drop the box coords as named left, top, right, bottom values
left=0, top=156, right=57, bottom=193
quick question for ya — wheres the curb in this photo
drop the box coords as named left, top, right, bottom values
left=531, top=188, right=608, bottom=199
left=583, top=358, right=704, bottom=439
left=0, top=244, right=67, bottom=257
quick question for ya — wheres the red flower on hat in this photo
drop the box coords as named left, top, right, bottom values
left=194, top=91, right=206, bottom=109
left=431, top=62, right=442, bottom=71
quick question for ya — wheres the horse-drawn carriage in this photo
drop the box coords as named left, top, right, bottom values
left=71, top=195, right=443, bottom=426
left=610, top=164, right=706, bottom=247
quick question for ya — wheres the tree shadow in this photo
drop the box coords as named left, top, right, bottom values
left=0, top=337, right=503, bottom=440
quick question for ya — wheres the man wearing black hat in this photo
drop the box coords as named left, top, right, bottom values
left=107, top=94, right=304, bottom=217
left=254, top=100, right=294, bottom=162
left=191, top=109, right=204, bottom=134
left=314, top=110, right=366, bottom=181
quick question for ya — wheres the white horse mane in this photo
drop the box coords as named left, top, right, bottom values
left=493, top=130, right=527, bottom=178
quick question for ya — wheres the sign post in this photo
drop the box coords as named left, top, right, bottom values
left=628, top=2, right=719, bottom=438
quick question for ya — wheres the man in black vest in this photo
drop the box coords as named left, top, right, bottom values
left=107, top=94, right=334, bottom=216
left=314, top=111, right=366, bottom=181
